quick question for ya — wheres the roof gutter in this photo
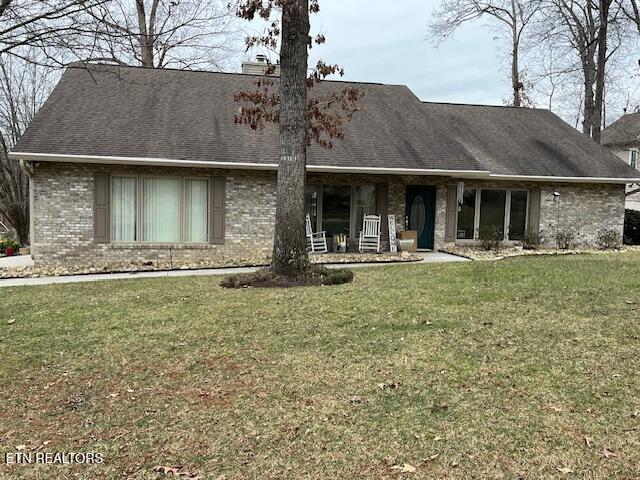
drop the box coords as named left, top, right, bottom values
left=8, top=151, right=640, bottom=184
left=487, top=174, right=640, bottom=184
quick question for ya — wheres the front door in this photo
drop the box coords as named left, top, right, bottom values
left=405, top=185, right=436, bottom=250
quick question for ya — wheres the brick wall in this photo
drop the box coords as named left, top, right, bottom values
left=32, top=163, right=276, bottom=268
left=31, top=163, right=627, bottom=268
left=538, top=183, right=625, bottom=246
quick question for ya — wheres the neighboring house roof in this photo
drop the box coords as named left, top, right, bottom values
left=11, top=63, right=640, bottom=182
left=601, top=112, right=640, bottom=148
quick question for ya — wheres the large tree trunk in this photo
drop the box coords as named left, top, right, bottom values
left=510, top=0, right=521, bottom=107
left=511, top=34, right=521, bottom=107
left=592, top=0, right=612, bottom=143
left=271, top=0, right=310, bottom=276
left=582, top=57, right=596, bottom=137
left=135, top=0, right=155, bottom=67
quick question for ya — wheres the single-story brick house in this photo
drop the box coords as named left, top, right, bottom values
left=601, top=112, right=640, bottom=211
left=9, top=63, right=640, bottom=268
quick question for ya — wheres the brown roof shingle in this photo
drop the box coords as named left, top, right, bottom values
left=12, top=63, right=639, bottom=180
left=601, top=112, right=640, bottom=148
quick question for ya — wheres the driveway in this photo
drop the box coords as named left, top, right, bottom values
left=0, top=251, right=468, bottom=288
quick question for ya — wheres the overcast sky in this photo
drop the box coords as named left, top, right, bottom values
left=305, top=0, right=512, bottom=106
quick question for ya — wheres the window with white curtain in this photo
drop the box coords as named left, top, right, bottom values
left=111, top=176, right=137, bottom=241
left=110, top=176, right=210, bottom=244
left=142, top=178, right=181, bottom=242
left=185, top=179, right=209, bottom=243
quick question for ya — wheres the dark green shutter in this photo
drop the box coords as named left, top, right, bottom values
left=528, top=187, right=541, bottom=236
left=445, top=184, right=457, bottom=243
left=93, top=173, right=110, bottom=243
left=210, top=176, right=226, bottom=244
left=376, top=183, right=389, bottom=242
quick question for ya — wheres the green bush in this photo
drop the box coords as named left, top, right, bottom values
left=555, top=227, right=576, bottom=250
left=221, top=265, right=354, bottom=289
left=522, top=231, right=542, bottom=250
left=477, top=227, right=504, bottom=253
left=595, top=228, right=621, bottom=250
left=0, top=239, right=19, bottom=255
left=624, top=209, right=640, bottom=245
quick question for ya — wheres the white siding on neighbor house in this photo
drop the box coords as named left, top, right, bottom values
left=606, top=147, right=640, bottom=211
left=612, top=149, right=630, bottom=162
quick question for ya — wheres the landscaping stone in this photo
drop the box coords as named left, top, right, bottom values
left=440, top=245, right=640, bottom=261
left=0, top=252, right=422, bottom=279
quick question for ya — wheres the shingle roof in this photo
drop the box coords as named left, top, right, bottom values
left=12, top=63, right=639, bottom=180
left=601, top=112, right=640, bottom=148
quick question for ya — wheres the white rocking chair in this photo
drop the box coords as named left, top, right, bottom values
left=359, top=214, right=381, bottom=253
left=306, top=214, right=328, bottom=253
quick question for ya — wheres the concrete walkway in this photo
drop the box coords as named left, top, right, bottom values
left=0, top=254, right=33, bottom=269
left=0, top=251, right=468, bottom=288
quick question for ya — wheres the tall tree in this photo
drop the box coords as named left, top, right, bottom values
left=0, top=0, right=106, bottom=60
left=0, top=55, right=52, bottom=244
left=618, top=0, right=640, bottom=33
left=429, top=0, right=543, bottom=107
left=78, top=0, right=238, bottom=69
left=234, top=0, right=361, bottom=276
left=536, top=0, right=625, bottom=139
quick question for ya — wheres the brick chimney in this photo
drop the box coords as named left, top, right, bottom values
left=241, top=54, right=280, bottom=76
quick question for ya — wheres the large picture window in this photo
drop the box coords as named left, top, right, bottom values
left=305, top=183, right=379, bottom=237
left=479, top=189, right=507, bottom=237
left=322, top=185, right=351, bottom=236
left=354, top=185, right=376, bottom=233
left=509, top=190, right=528, bottom=241
left=110, top=176, right=209, bottom=244
left=143, top=178, right=181, bottom=242
left=305, top=185, right=319, bottom=230
left=456, top=188, right=528, bottom=242
left=456, top=189, right=476, bottom=239
left=185, top=179, right=209, bottom=243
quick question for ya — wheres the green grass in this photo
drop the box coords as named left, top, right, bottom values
left=1, top=253, right=640, bottom=479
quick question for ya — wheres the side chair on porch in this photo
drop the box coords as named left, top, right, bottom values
left=306, top=214, right=328, bottom=253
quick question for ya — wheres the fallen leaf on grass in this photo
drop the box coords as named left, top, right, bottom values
left=390, top=463, right=416, bottom=473
left=153, top=465, right=202, bottom=479
left=550, top=406, right=563, bottom=412
left=378, top=381, right=401, bottom=390
left=584, top=436, right=593, bottom=447
left=557, top=467, right=574, bottom=474
left=603, top=447, right=617, bottom=459
left=7, top=319, right=15, bottom=325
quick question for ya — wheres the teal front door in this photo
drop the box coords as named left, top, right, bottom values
left=405, top=186, right=436, bottom=250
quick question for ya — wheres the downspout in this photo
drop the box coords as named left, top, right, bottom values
left=19, top=159, right=34, bottom=251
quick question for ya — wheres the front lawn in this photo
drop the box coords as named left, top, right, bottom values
left=1, top=254, right=639, bottom=479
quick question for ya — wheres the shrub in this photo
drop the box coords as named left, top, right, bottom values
left=221, top=265, right=354, bottom=289
left=624, top=209, right=640, bottom=245
left=477, top=227, right=504, bottom=253
left=522, top=231, right=542, bottom=250
left=555, top=227, right=576, bottom=250
left=595, top=228, right=621, bottom=250
left=0, top=239, right=19, bottom=255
